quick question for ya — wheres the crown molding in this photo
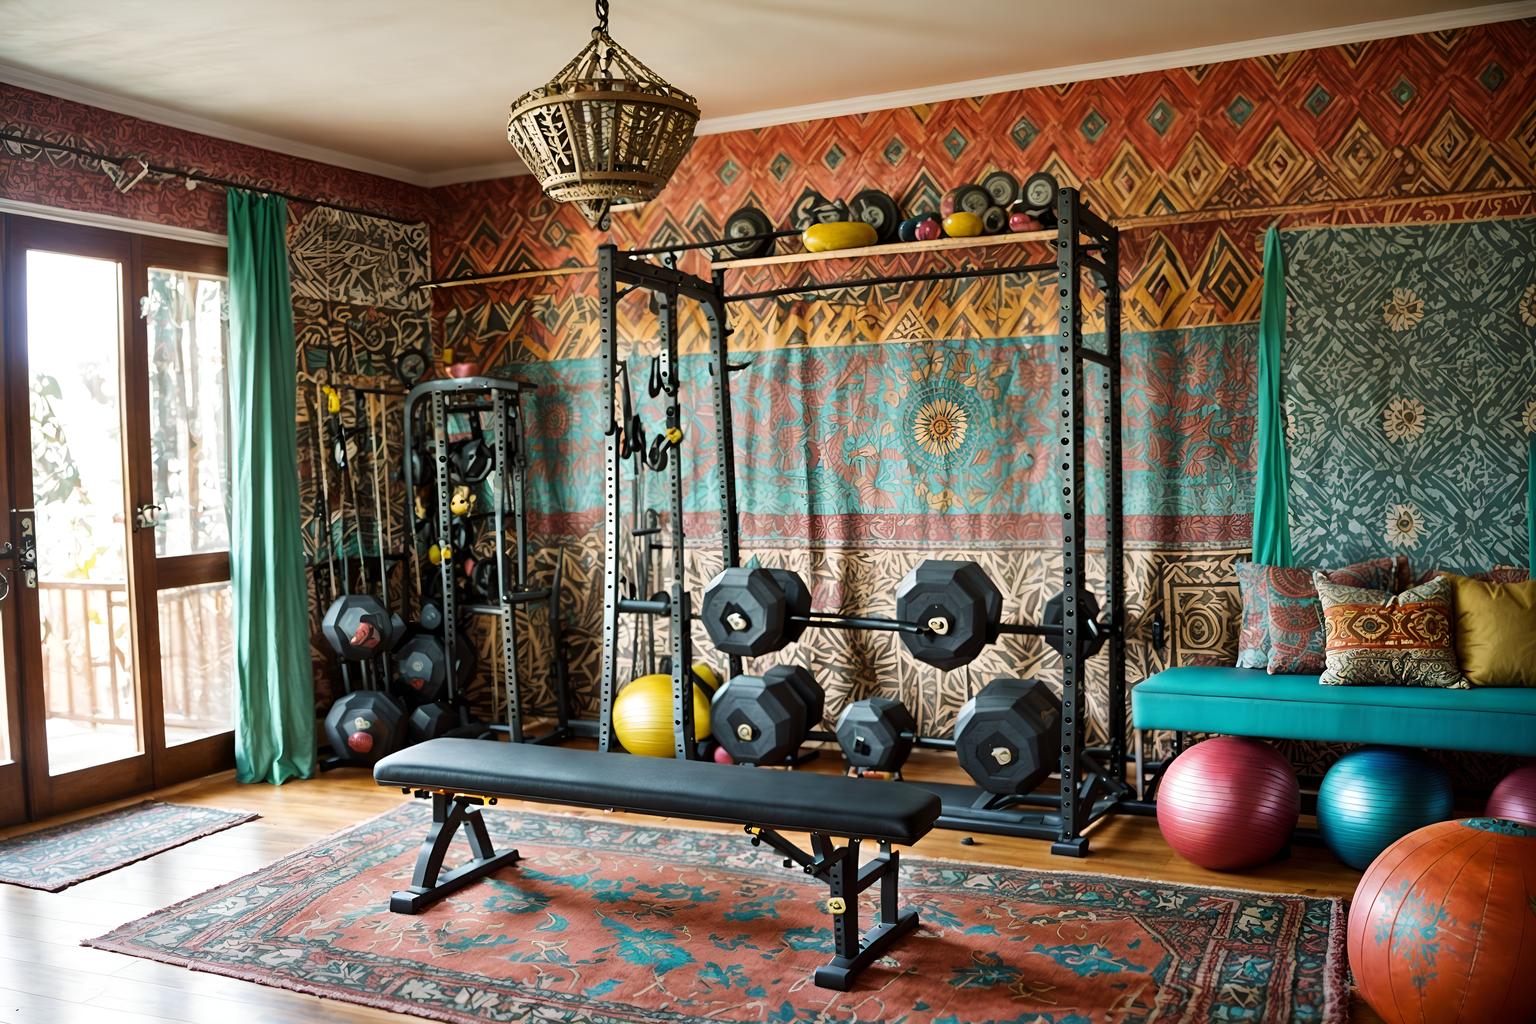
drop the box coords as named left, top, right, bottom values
left=4, top=2, right=1531, bottom=191
left=0, top=61, right=431, bottom=186
left=688, top=1, right=1536, bottom=137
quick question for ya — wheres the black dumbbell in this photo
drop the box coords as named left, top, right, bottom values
left=835, top=697, right=918, bottom=773
left=321, top=594, right=399, bottom=661
left=953, top=677, right=1061, bottom=795
left=710, top=665, right=823, bottom=765
left=324, top=691, right=407, bottom=765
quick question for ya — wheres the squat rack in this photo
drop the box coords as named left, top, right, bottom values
left=596, top=187, right=1138, bottom=854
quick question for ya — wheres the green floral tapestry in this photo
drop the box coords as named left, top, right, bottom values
left=1282, top=220, right=1536, bottom=574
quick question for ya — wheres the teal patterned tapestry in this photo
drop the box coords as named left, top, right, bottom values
left=1283, top=220, right=1536, bottom=573
left=508, top=325, right=1256, bottom=546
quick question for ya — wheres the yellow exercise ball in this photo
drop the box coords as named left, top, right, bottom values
left=612, top=673, right=712, bottom=758
left=690, top=661, right=720, bottom=693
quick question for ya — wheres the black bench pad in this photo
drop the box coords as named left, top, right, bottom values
left=375, top=739, right=940, bottom=845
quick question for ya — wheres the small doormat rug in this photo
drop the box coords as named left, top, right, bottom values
left=87, top=804, right=1346, bottom=1024
left=0, top=801, right=258, bottom=892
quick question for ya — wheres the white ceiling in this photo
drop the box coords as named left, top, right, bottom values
left=1, top=0, right=1529, bottom=186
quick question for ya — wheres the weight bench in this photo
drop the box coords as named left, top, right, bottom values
left=374, top=738, right=942, bottom=990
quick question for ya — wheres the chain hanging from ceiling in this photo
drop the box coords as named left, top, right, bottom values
left=506, top=0, right=700, bottom=229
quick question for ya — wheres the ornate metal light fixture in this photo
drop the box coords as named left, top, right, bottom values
left=506, top=0, right=700, bottom=228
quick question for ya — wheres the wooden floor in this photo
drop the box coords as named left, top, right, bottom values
left=0, top=746, right=1380, bottom=1023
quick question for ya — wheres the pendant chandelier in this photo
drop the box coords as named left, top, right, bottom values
left=506, top=0, right=700, bottom=229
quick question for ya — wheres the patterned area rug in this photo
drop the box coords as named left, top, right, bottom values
left=87, top=804, right=1347, bottom=1023
left=0, top=801, right=258, bottom=891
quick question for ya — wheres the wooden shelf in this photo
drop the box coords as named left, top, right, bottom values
left=710, top=228, right=1056, bottom=271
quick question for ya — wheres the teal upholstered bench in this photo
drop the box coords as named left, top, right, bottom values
left=1132, top=666, right=1536, bottom=757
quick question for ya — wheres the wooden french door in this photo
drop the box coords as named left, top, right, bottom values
left=0, top=215, right=235, bottom=822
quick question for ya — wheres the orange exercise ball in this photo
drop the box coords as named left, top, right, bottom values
left=1348, top=817, right=1536, bottom=1024
left=612, top=672, right=712, bottom=758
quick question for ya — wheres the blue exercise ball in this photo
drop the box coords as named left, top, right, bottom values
left=1317, top=747, right=1453, bottom=869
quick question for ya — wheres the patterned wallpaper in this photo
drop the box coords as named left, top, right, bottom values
left=427, top=20, right=1536, bottom=757
left=1284, top=218, right=1536, bottom=572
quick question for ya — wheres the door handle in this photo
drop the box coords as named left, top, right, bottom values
left=133, top=503, right=163, bottom=531
left=3, top=510, right=37, bottom=589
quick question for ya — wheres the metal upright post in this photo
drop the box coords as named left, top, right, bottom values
left=510, top=388, right=530, bottom=589
left=597, top=245, right=622, bottom=753
left=1103, top=225, right=1128, bottom=781
left=1054, top=188, right=1088, bottom=857
left=706, top=269, right=743, bottom=681
left=491, top=386, right=523, bottom=741
left=658, top=286, right=696, bottom=758
left=432, top=391, right=457, bottom=704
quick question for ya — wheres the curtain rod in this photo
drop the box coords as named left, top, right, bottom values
left=0, top=130, right=424, bottom=228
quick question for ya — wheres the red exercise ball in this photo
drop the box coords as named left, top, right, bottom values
left=1156, top=736, right=1299, bottom=870
left=1349, top=818, right=1536, bottom=1024
left=1487, top=763, right=1536, bottom=827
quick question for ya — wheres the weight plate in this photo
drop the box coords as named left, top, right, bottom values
left=789, top=188, right=829, bottom=229
left=981, top=205, right=1008, bottom=235
left=395, top=348, right=429, bottom=385
left=980, top=170, right=1020, bottom=208
left=721, top=205, right=774, bottom=259
left=1022, top=171, right=1059, bottom=211
left=848, top=189, right=901, bottom=245
left=957, top=185, right=991, bottom=218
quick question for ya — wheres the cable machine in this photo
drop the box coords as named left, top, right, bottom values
left=594, top=187, right=1139, bottom=854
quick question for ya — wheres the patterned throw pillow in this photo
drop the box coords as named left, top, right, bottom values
left=1314, top=574, right=1466, bottom=688
left=1264, top=556, right=1402, bottom=675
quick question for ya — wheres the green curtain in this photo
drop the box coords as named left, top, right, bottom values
left=227, top=190, right=315, bottom=784
left=1528, top=436, right=1535, bottom=578
left=1251, top=225, right=1294, bottom=567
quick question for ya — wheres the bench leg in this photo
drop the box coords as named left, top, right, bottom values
left=390, top=792, right=521, bottom=914
left=812, top=839, right=920, bottom=991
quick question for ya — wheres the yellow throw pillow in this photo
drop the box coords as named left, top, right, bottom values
left=1446, top=575, right=1536, bottom=687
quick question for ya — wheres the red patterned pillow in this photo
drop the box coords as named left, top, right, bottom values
left=1265, top=556, right=1403, bottom=675
left=1315, top=574, right=1466, bottom=688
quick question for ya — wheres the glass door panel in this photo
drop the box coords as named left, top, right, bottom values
left=144, top=261, right=234, bottom=750
left=156, top=581, right=233, bottom=745
left=146, top=268, right=230, bottom=557
left=24, top=249, right=141, bottom=776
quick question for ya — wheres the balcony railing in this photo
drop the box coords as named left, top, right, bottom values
left=39, top=579, right=232, bottom=733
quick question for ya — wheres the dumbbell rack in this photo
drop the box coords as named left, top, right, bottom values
left=402, top=376, right=576, bottom=743
left=706, top=187, right=1144, bottom=856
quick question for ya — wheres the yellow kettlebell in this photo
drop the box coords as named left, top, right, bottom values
left=612, top=673, right=713, bottom=758
left=803, top=221, right=878, bottom=253
left=428, top=543, right=450, bottom=566
left=942, top=211, right=983, bottom=238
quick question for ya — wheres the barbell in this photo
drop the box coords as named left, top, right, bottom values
left=700, top=559, right=1106, bottom=671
